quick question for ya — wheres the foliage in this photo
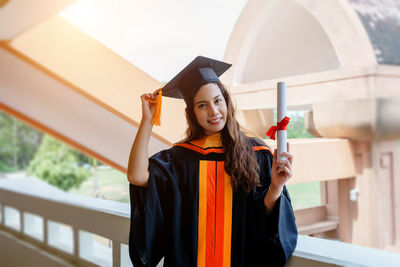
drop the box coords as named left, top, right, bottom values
left=274, top=111, right=314, bottom=139
left=0, top=111, right=43, bottom=172
left=72, top=149, right=97, bottom=166
left=27, top=135, right=91, bottom=191
left=286, top=112, right=314, bottom=139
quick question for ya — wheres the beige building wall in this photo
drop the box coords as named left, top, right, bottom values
left=224, top=0, right=400, bottom=251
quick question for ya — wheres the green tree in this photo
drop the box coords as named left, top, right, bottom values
left=72, top=149, right=96, bottom=166
left=0, top=112, right=16, bottom=171
left=0, top=111, right=43, bottom=172
left=273, top=111, right=314, bottom=139
left=27, top=135, right=91, bottom=191
left=16, top=122, right=43, bottom=167
left=286, top=112, right=314, bottom=139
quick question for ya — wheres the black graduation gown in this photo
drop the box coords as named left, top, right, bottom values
left=129, top=135, right=297, bottom=267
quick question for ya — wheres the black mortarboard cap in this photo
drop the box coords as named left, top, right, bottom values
left=162, top=56, right=232, bottom=103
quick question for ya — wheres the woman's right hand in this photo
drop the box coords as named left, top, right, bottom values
left=140, top=92, right=159, bottom=123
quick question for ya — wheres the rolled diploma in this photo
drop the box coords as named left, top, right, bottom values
left=277, top=82, right=287, bottom=162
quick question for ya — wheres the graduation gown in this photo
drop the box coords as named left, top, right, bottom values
left=129, top=134, right=297, bottom=267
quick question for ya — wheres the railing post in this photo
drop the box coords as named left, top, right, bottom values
left=0, top=204, right=3, bottom=226
left=43, top=218, right=48, bottom=246
left=20, top=210, right=24, bottom=234
left=113, top=240, right=121, bottom=267
left=74, top=227, right=79, bottom=258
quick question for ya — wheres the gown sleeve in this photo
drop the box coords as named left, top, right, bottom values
left=129, top=150, right=173, bottom=267
left=251, top=148, right=298, bottom=266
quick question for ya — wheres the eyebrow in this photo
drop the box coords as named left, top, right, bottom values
left=195, top=95, right=222, bottom=105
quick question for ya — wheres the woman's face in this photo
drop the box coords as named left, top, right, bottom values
left=193, top=83, right=227, bottom=136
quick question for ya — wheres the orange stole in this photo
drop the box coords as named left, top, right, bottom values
left=198, top=161, right=233, bottom=267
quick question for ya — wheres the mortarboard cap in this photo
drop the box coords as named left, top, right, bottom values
left=162, top=56, right=232, bottom=103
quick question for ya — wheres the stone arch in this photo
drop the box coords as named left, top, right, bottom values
left=223, top=0, right=377, bottom=85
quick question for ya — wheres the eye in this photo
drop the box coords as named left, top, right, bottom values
left=198, top=103, right=206, bottom=109
left=215, top=98, right=222, bottom=104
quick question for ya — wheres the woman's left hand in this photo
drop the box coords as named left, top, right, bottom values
left=270, top=143, right=293, bottom=193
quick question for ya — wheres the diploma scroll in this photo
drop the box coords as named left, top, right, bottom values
left=277, top=82, right=287, bottom=162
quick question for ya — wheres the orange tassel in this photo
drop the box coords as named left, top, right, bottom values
left=147, top=88, right=162, bottom=126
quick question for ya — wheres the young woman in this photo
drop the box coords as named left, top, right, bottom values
left=127, top=56, right=297, bottom=267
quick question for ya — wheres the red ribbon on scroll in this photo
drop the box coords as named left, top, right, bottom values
left=266, top=116, right=290, bottom=140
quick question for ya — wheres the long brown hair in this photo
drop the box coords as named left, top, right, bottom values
left=184, top=82, right=260, bottom=193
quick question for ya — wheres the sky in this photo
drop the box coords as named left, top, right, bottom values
left=60, top=0, right=247, bottom=82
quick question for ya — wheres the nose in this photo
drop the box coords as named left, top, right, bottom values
left=208, top=104, right=218, bottom=116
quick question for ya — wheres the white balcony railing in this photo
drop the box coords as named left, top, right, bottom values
left=1, top=176, right=400, bottom=267
left=0, top=176, right=131, bottom=267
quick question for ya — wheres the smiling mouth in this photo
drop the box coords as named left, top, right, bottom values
left=208, top=117, right=222, bottom=124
